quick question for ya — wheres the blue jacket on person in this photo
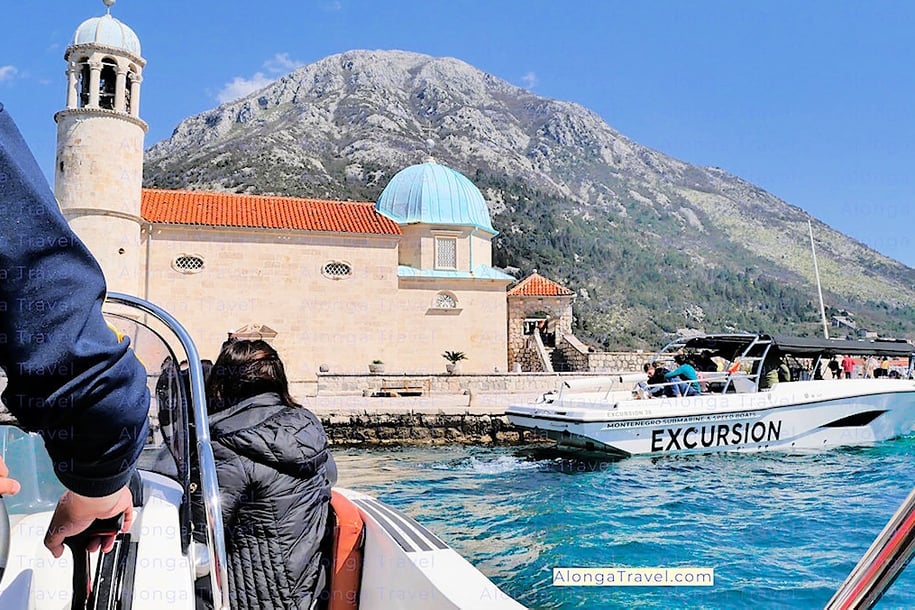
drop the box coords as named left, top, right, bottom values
left=0, top=102, right=149, bottom=497
left=665, top=363, right=701, bottom=394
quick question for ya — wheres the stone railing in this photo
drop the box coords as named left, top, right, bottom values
left=309, top=370, right=639, bottom=397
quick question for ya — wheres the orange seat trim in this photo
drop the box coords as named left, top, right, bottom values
left=328, top=490, right=365, bottom=610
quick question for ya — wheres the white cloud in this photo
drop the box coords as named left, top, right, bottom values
left=265, top=53, right=305, bottom=74
left=216, top=73, right=274, bottom=104
left=521, top=71, right=538, bottom=89
left=0, top=66, right=19, bottom=83
left=216, top=53, right=306, bottom=103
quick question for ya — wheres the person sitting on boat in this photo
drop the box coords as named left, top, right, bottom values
left=694, top=350, right=720, bottom=373
left=203, top=339, right=336, bottom=609
left=637, top=362, right=677, bottom=398
left=759, top=352, right=791, bottom=390
left=664, top=354, right=701, bottom=396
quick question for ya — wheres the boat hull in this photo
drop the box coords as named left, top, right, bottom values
left=506, top=380, right=915, bottom=457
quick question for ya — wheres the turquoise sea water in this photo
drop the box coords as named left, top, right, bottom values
left=334, top=437, right=915, bottom=609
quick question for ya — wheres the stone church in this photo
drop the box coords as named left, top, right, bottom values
left=53, top=4, right=579, bottom=380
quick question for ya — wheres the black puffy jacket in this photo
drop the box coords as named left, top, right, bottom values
left=208, top=392, right=334, bottom=609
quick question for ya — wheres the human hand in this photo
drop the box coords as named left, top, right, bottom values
left=0, top=456, right=22, bottom=496
left=44, top=486, right=134, bottom=558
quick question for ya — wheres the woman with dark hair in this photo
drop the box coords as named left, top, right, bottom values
left=204, top=339, right=335, bottom=609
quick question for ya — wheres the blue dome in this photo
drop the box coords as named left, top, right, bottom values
left=376, top=162, right=495, bottom=233
left=73, top=14, right=141, bottom=56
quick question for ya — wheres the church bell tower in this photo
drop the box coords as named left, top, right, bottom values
left=54, top=0, right=147, bottom=296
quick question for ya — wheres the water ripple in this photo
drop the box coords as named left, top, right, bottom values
left=334, top=438, right=915, bottom=609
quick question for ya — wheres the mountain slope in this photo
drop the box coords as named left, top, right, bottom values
left=144, top=49, right=915, bottom=349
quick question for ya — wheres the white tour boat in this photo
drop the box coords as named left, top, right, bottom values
left=0, top=294, right=525, bottom=610
left=506, top=333, right=915, bottom=457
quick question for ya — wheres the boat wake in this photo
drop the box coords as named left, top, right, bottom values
left=434, top=455, right=547, bottom=475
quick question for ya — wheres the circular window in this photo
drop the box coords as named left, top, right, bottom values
left=434, top=292, right=457, bottom=309
left=173, top=255, right=204, bottom=274
left=322, top=261, right=352, bottom=280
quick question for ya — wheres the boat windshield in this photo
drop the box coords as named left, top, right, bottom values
left=0, top=426, right=66, bottom=515
left=0, top=294, right=230, bottom=608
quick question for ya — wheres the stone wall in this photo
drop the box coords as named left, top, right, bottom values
left=319, top=411, right=541, bottom=446
left=557, top=335, right=589, bottom=371
left=143, top=226, right=511, bottom=377
left=587, top=351, right=651, bottom=373
left=514, top=335, right=549, bottom=372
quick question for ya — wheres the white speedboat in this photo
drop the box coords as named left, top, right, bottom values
left=0, top=293, right=525, bottom=610
left=506, top=333, right=915, bottom=457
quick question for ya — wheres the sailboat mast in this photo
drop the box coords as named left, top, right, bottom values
left=809, top=219, right=830, bottom=339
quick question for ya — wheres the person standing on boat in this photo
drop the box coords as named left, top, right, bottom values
left=0, top=103, right=150, bottom=557
left=827, top=356, right=841, bottom=379
left=203, top=339, right=336, bottom=609
left=664, top=354, right=701, bottom=396
left=841, top=354, right=856, bottom=379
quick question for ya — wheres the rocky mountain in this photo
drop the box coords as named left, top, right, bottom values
left=144, top=50, right=915, bottom=349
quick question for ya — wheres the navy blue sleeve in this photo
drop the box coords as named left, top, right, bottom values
left=0, top=103, right=150, bottom=497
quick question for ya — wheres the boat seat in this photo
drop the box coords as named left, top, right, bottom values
left=328, top=490, right=365, bottom=610
left=730, top=374, right=757, bottom=393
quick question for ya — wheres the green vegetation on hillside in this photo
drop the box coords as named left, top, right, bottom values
left=484, top=175, right=913, bottom=349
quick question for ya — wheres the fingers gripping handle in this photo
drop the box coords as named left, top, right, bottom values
left=63, top=514, right=124, bottom=610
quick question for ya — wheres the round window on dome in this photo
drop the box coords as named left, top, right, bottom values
left=173, top=255, right=204, bottom=274
left=322, top=261, right=353, bottom=280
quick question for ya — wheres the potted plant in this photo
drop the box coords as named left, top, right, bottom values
left=442, top=350, right=467, bottom=374
left=369, top=359, right=384, bottom=374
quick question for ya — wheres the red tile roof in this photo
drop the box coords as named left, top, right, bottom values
left=507, top=273, right=574, bottom=297
left=141, top=188, right=401, bottom=235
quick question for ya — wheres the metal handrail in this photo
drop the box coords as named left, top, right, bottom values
left=105, top=292, right=231, bottom=610
left=826, top=485, right=915, bottom=609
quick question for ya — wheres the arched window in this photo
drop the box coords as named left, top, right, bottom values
left=79, top=62, right=91, bottom=107
left=99, top=58, right=118, bottom=110
left=433, top=292, right=457, bottom=309
left=125, top=69, right=135, bottom=113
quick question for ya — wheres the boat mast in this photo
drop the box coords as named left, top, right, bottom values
left=809, top=219, right=829, bottom=339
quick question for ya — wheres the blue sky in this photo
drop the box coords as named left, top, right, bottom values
left=3, top=0, right=914, bottom=267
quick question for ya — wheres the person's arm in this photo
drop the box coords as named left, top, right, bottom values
left=664, top=365, right=685, bottom=379
left=215, top=454, right=249, bottom=543
left=0, top=104, right=149, bottom=546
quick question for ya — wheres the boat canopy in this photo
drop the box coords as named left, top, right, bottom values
left=770, top=335, right=915, bottom=358
left=677, top=333, right=915, bottom=361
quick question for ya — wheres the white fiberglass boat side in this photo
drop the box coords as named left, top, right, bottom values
left=507, top=333, right=915, bottom=457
